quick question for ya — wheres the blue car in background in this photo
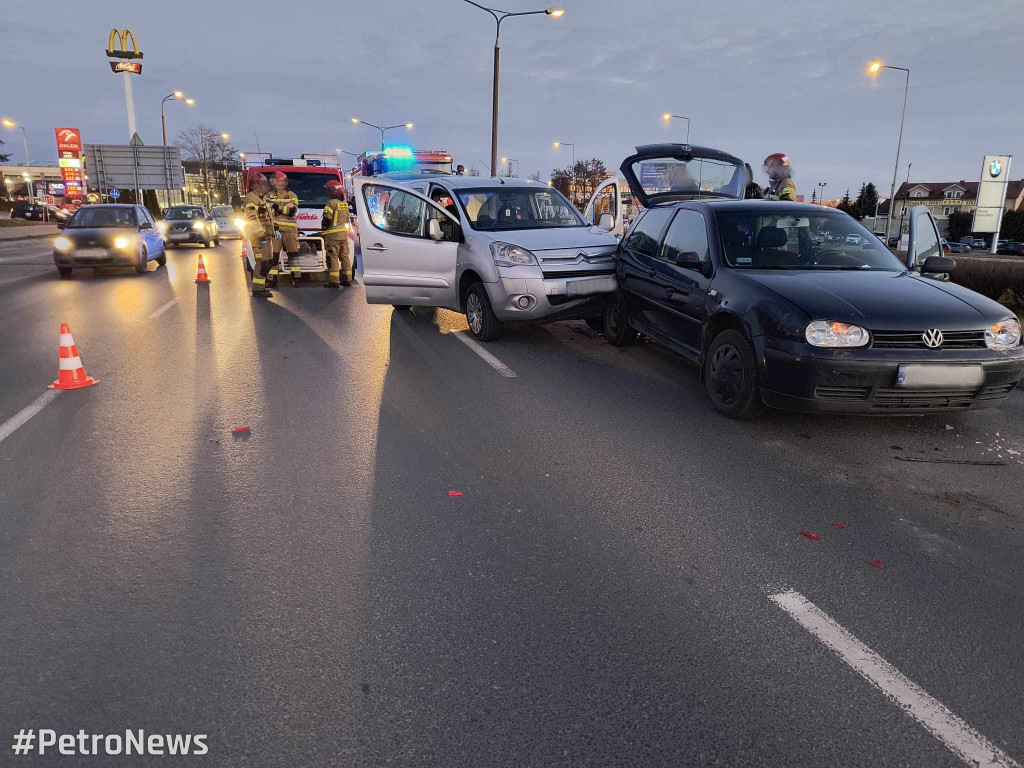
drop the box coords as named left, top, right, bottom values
left=53, top=204, right=166, bottom=278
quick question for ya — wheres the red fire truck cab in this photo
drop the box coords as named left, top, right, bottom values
left=240, top=155, right=345, bottom=277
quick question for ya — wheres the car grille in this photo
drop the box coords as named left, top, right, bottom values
left=813, top=385, right=871, bottom=401
left=541, top=268, right=616, bottom=279
left=871, top=388, right=978, bottom=410
left=870, top=330, right=987, bottom=349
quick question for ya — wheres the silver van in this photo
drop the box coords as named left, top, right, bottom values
left=354, top=175, right=623, bottom=341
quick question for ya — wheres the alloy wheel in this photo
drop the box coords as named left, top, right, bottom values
left=467, top=292, right=483, bottom=335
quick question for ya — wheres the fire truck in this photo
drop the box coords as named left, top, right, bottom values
left=239, top=154, right=345, bottom=280
left=353, top=147, right=453, bottom=179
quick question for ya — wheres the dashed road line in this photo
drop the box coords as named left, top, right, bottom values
left=453, top=332, right=518, bottom=378
left=770, top=589, right=1020, bottom=768
left=149, top=297, right=180, bottom=319
left=0, top=389, right=62, bottom=445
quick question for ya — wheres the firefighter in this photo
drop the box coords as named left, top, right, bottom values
left=267, top=171, right=301, bottom=286
left=321, top=180, right=351, bottom=289
left=763, top=153, right=797, bottom=201
left=242, top=173, right=273, bottom=298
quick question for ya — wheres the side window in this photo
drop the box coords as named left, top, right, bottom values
left=428, top=204, right=458, bottom=242
left=658, top=210, right=710, bottom=267
left=590, top=183, right=617, bottom=226
left=912, top=214, right=941, bottom=266
left=141, top=208, right=155, bottom=226
left=362, top=186, right=426, bottom=237
left=623, top=207, right=673, bottom=257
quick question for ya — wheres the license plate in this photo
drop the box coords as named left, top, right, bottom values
left=565, top=276, right=617, bottom=297
left=895, top=364, right=984, bottom=388
left=74, top=248, right=107, bottom=258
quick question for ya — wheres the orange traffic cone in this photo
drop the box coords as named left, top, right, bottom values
left=49, top=322, right=98, bottom=390
left=195, top=255, right=211, bottom=284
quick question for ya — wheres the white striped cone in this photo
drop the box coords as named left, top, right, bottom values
left=195, top=255, right=211, bottom=283
left=50, top=322, right=98, bottom=390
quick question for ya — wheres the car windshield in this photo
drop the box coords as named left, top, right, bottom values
left=630, top=156, right=746, bottom=200
left=68, top=207, right=137, bottom=228
left=165, top=207, right=206, bottom=220
left=717, top=209, right=908, bottom=270
left=456, top=187, right=585, bottom=231
left=211, top=206, right=233, bottom=217
left=258, top=172, right=338, bottom=207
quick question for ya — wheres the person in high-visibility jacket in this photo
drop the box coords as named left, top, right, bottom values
left=242, top=173, right=274, bottom=297
left=763, top=153, right=797, bottom=201
left=322, top=180, right=351, bottom=288
left=267, top=171, right=301, bottom=286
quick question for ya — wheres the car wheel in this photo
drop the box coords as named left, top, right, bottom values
left=214, top=236, right=220, bottom=246
left=156, top=254, right=167, bottom=267
left=135, top=246, right=148, bottom=275
left=705, top=329, right=765, bottom=419
left=584, top=316, right=605, bottom=333
left=465, top=283, right=503, bottom=342
left=57, top=266, right=72, bottom=279
left=604, top=290, right=637, bottom=346
left=392, top=305, right=412, bottom=310
left=204, top=238, right=213, bottom=248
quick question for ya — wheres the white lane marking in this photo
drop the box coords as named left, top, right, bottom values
left=149, top=297, right=180, bottom=319
left=0, top=389, right=62, bottom=445
left=770, top=589, right=1020, bottom=768
left=453, top=332, right=518, bottom=378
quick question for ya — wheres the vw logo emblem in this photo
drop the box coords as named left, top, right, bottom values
left=990, top=160, right=1002, bottom=178
left=922, top=329, right=943, bottom=348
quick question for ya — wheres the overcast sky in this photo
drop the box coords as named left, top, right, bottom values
left=3, top=0, right=1023, bottom=199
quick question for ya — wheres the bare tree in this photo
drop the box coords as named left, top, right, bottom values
left=176, top=124, right=239, bottom=207
left=550, top=158, right=609, bottom=210
left=528, top=170, right=543, bottom=182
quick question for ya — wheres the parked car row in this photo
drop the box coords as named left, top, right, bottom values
left=8, top=202, right=72, bottom=222
left=355, top=143, right=1024, bottom=419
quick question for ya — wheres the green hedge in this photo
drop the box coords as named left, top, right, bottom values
left=950, top=257, right=1024, bottom=311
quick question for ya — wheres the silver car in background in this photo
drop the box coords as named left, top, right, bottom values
left=354, top=175, right=623, bottom=341
left=211, top=205, right=242, bottom=239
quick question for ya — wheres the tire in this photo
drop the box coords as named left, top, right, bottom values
left=465, top=282, right=503, bottom=341
left=135, top=247, right=148, bottom=275
left=604, top=290, right=637, bottom=346
left=156, top=254, right=167, bottom=267
left=214, top=236, right=220, bottom=246
left=704, top=329, right=765, bottom=419
left=585, top=316, right=605, bottom=333
left=204, top=238, right=213, bottom=248
left=57, top=266, right=72, bottom=279
left=392, top=305, right=412, bottom=310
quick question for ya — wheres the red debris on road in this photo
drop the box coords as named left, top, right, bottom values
left=232, top=426, right=251, bottom=434
left=871, top=560, right=884, bottom=568
left=448, top=490, right=462, bottom=497
left=800, top=531, right=822, bottom=541
left=831, top=523, right=847, bottom=529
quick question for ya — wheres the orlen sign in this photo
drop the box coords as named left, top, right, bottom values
left=55, top=127, right=82, bottom=154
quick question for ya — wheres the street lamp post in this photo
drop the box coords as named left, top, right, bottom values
left=554, top=141, right=576, bottom=204
left=661, top=113, right=691, bottom=144
left=2, top=119, right=34, bottom=203
left=462, top=1, right=564, bottom=176
left=817, top=181, right=827, bottom=205
left=500, top=157, right=519, bottom=177
left=868, top=61, right=910, bottom=243
left=161, top=92, right=193, bottom=204
left=897, top=162, right=912, bottom=238
left=351, top=118, right=412, bottom=152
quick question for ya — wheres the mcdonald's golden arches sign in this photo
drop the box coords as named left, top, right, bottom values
left=105, top=29, right=143, bottom=60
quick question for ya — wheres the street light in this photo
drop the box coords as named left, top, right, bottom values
left=2, top=118, right=33, bottom=203
left=868, top=60, right=910, bottom=243
left=220, top=133, right=230, bottom=141
left=501, top=157, right=519, bottom=176
left=817, top=181, right=827, bottom=205
left=160, top=93, right=193, bottom=204
left=462, top=1, right=564, bottom=176
left=351, top=118, right=413, bottom=151
left=661, top=113, right=691, bottom=144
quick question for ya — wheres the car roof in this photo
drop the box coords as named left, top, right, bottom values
left=672, top=200, right=849, bottom=215
left=427, top=176, right=547, bottom=190
left=83, top=204, right=137, bottom=209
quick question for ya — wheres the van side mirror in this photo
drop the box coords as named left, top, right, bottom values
left=598, top=212, right=615, bottom=232
left=675, top=250, right=702, bottom=268
left=428, top=218, right=443, bottom=241
left=921, top=255, right=955, bottom=274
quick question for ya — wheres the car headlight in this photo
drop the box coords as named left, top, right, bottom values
left=985, top=318, right=1021, bottom=350
left=156, top=221, right=168, bottom=234
left=192, top=221, right=205, bottom=230
left=114, top=235, right=136, bottom=251
left=234, top=218, right=245, bottom=230
left=54, top=236, right=73, bottom=252
left=805, top=320, right=869, bottom=348
left=489, top=241, right=538, bottom=267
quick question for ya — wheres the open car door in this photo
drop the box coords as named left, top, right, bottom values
left=583, top=176, right=622, bottom=237
left=619, top=143, right=747, bottom=208
left=355, top=178, right=462, bottom=307
left=906, top=205, right=943, bottom=270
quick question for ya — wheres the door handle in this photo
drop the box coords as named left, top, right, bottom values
left=365, top=243, right=388, bottom=252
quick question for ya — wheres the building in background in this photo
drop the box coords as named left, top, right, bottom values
left=877, top=179, right=1024, bottom=236
left=1, top=163, right=65, bottom=201
left=181, top=160, right=242, bottom=208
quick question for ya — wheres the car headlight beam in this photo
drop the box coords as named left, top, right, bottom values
left=54, top=236, right=73, bottom=252
left=985, top=318, right=1021, bottom=350
left=192, top=221, right=205, bottom=230
left=489, top=241, right=538, bottom=267
left=114, top=235, right=136, bottom=251
left=805, top=320, right=870, bottom=348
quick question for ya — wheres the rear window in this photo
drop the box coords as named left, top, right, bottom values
left=211, top=206, right=233, bottom=217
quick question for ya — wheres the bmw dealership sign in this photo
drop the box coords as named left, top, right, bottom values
left=972, top=154, right=1012, bottom=235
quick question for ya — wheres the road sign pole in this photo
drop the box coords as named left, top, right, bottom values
left=122, top=70, right=137, bottom=140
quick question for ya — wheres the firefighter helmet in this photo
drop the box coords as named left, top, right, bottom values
left=762, top=153, right=790, bottom=179
left=251, top=173, right=268, bottom=184
left=271, top=171, right=287, bottom=181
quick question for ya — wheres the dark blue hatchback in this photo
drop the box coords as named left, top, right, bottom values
left=53, top=204, right=166, bottom=278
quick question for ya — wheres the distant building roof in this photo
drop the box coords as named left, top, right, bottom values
left=877, top=179, right=1024, bottom=214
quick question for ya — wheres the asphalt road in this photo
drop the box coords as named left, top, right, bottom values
left=1, top=240, right=1022, bottom=767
